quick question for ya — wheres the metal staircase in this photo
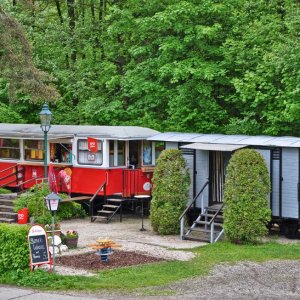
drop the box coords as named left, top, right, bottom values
left=183, top=204, right=224, bottom=243
left=179, top=181, right=225, bottom=243
left=91, top=193, right=125, bottom=223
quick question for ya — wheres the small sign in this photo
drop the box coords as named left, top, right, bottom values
left=87, top=137, right=98, bottom=153
left=87, top=154, right=95, bottom=161
left=28, top=225, right=50, bottom=270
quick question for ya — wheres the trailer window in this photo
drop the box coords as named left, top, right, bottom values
left=50, top=143, right=72, bottom=164
left=109, top=140, right=114, bottom=167
left=77, top=139, right=103, bottom=165
left=24, top=140, right=44, bottom=161
left=0, top=138, right=20, bottom=160
left=143, top=141, right=152, bottom=165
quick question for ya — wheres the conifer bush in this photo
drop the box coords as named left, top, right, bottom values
left=223, top=149, right=271, bottom=243
left=150, top=149, right=190, bottom=235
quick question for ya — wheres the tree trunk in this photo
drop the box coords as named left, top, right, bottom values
left=67, top=0, right=76, bottom=64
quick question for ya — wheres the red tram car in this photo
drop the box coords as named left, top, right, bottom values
left=0, top=124, right=163, bottom=198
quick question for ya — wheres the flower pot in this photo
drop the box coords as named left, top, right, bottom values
left=65, top=237, right=78, bottom=248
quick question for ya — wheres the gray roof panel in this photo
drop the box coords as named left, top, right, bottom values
left=0, top=124, right=159, bottom=139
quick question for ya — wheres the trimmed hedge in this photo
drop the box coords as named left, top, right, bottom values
left=150, top=149, right=190, bottom=235
left=0, top=224, right=29, bottom=273
left=223, top=149, right=271, bottom=243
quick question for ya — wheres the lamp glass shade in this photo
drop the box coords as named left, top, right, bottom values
left=39, top=103, right=52, bottom=132
left=45, top=192, right=61, bottom=212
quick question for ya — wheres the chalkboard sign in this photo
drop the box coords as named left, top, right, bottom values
left=28, top=225, right=50, bottom=268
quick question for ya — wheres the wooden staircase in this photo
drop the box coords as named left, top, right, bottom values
left=0, top=193, right=18, bottom=223
left=182, top=204, right=224, bottom=243
left=91, top=193, right=126, bottom=223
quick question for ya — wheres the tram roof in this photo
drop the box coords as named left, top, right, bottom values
left=148, top=132, right=300, bottom=148
left=0, top=124, right=159, bottom=140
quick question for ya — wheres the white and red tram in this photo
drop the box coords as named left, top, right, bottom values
left=0, top=124, right=163, bottom=197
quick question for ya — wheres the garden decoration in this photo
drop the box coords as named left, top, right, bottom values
left=88, top=238, right=121, bottom=262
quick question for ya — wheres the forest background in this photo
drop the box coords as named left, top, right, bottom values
left=0, top=0, right=300, bottom=136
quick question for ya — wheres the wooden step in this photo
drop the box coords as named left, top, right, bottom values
left=0, top=205, right=15, bottom=212
left=182, top=236, right=210, bottom=243
left=97, top=210, right=114, bottom=214
left=202, top=213, right=224, bottom=219
left=194, top=220, right=223, bottom=227
left=0, top=217, right=16, bottom=223
left=0, top=193, right=18, bottom=200
left=0, top=211, right=18, bottom=220
left=103, top=204, right=119, bottom=209
left=106, top=198, right=124, bottom=203
left=91, top=215, right=109, bottom=220
left=0, top=199, right=15, bottom=206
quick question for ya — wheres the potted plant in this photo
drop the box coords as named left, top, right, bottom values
left=44, top=223, right=61, bottom=236
left=64, top=230, right=79, bottom=248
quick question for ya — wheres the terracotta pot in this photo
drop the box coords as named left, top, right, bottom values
left=65, top=237, right=78, bottom=248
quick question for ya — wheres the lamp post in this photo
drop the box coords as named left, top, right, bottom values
left=45, top=192, right=61, bottom=272
left=39, top=103, right=52, bottom=179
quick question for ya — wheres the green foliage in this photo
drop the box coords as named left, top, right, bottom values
left=0, top=187, right=11, bottom=194
left=14, top=184, right=86, bottom=225
left=0, top=102, right=25, bottom=123
left=0, top=223, right=29, bottom=273
left=150, top=149, right=190, bottom=234
left=223, top=149, right=271, bottom=243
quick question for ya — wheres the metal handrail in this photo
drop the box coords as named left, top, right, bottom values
left=208, top=204, right=224, bottom=226
left=0, top=164, right=18, bottom=174
left=179, top=181, right=209, bottom=220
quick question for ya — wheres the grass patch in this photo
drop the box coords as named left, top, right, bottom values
left=0, top=241, right=299, bottom=291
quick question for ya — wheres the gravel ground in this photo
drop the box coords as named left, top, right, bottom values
left=56, top=216, right=205, bottom=276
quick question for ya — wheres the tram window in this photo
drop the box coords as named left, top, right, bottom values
left=143, top=141, right=152, bottom=165
left=50, top=143, right=72, bottom=164
left=117, top=141, right=125, bottom=166
left=155, top=142, right=165, bottom=161
left=24, top=140, right=44, bottom=161
left=77, top=139, right=103, bottom=165
left=0, top=138, right=20, bottom=160
left=109, top=140, right=114, bottom=167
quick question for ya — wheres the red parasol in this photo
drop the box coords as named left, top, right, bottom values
left=48, top=163, right=58, bottom=193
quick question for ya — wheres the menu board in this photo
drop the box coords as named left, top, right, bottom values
left=28, top=225, right=50, bottom=267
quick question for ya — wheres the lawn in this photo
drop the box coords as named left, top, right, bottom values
left=0, top=241, right=299, bottom=292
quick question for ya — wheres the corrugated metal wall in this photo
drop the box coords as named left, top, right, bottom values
left=282, top=148, right=299, bottom=218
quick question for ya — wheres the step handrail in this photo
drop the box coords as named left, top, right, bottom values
left=0, top=164, right=18, bottom=174
left=179, top=181, right=209, bottom=221
left=208, top=204, right=224, bottom=226
left=89, top=180, right=107, bottom=221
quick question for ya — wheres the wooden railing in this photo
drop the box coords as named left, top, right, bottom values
left=89, top=180, right=107, bottom=221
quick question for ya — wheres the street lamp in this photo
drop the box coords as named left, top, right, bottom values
left=45, top=192, right=61, bottom=272
left=39, top=103, right=52, bottom=179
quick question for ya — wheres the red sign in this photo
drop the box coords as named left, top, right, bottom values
left=87, top=137, right=98, bottom=153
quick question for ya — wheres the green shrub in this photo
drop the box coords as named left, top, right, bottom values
left=150, top=149, right=190, bottom=235
left=223, top=149, right=271, bottom=243
left=14, top=184, right=86, bottom=224
left=0, top=187, right=11, bottom=194
left=0, top=224, right=29, bottom=273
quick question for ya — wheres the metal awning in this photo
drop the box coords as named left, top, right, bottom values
left=180, top=143, right=247, bottom=152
